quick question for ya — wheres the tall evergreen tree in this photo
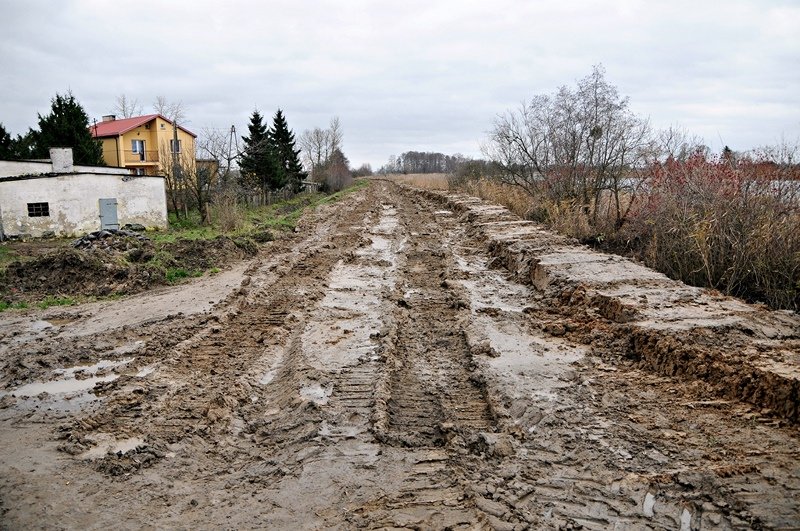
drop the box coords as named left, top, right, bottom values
left=268, top=109, right=306, bottom=192
left=239, top=109, right=280, bottom=194
left=32, top=91, right=105, bottom=165
left=0, top=124, right=12, bottom=160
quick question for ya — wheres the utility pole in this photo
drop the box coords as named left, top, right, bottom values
left=172, top=119, right=187, bottom=217
left=172, top=119, right=180, bottom=180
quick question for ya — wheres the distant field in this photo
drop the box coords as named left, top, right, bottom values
left=385, top=173, right=450, bottom=190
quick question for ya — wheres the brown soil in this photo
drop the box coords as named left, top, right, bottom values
left=0, top=235, right=257, bottom=302
left=0, top=180, right=798, bottom=530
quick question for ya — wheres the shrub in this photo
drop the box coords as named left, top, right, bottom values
left=452, top=151, right=799, bottom=310
left=623, top=154, right=799, bottom=309
left=212, top=190, right=247, bottom=233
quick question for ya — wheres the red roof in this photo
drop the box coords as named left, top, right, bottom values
left=90, top=114, right=196, bottom=138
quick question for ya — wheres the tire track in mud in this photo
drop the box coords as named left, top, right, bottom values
left=56, top=191, right=376, bottom=473
left=3, top=180, right=799, bottom=530
left=392, top=182, right=800, bottom=530
left=379, top=231, right=495, bottom=447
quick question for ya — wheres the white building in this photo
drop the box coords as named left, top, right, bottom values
left=0, top=148, right=168, bottom=238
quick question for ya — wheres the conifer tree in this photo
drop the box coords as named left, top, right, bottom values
left=0, top=124, right=12, bottom=160
left=32, top=91, right=104, bottom=165
left=240, top=109, right=279, bottom=194
left=268, top=109, right=306, bottom=192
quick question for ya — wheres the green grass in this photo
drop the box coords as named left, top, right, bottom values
left=36, top=296, right=76, bottom=310
left=0, top=245, right=21, bottom=271
left=249, top=181, right=371, bottom=231
left=165, top=267, right=203, bottom=283
left=0, top=301, right=29, bottom=312
left=156, top=181, right=370, bottom=242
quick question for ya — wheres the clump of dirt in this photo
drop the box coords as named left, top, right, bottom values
left=94, top=443, right=167, bottom=478
left=168, top=236, right=257, bottom=270
left=0, top=235, right=258, bottom=303
left=2, top=248, right=132, bottom=299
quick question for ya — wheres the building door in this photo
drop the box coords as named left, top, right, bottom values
left=99, top=198, right=119, bottom=230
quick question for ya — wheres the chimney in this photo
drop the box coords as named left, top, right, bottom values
left=50, top=148, right=74, bottom=172
left=102, top=114, right=116, bottom=122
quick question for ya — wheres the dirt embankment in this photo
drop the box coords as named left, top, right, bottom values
left=411, top=186, right=800, bottom=425
left=0, top=233, right=259, bottom=303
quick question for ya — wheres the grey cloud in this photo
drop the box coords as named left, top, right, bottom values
left=0, top=0, right=797, bottom=168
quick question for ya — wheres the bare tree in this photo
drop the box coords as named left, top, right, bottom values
left=198, top=127, right=238, bottom=187
left=656, top=125, right=707, bottom=162
left=484, top=65, right=653, bottom=228
left=159, top=140, right=214, bottom=224
left=153, top=96, right=186, bottom=124
left=328, top=116, right=343, bottom=154
left=299, top=127, right=329, bottom=173
left=298, top=116, right=344, bottom=182
left=114, top=94, right=143, bottom=118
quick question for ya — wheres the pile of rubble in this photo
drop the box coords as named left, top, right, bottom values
left=73, top=226, right=150, bottom=250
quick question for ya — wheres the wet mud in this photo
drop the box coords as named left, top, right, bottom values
left=1, top=180, right=798, bottom=529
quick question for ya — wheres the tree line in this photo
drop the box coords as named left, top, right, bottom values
left=378, top=151, right=476, bottom=175
left=239, top=109, right=306, bottom=197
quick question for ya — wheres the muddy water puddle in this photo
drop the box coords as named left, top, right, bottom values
left=300, top=383, right=333, bottom=405
left=79, top=434, right=147, bottom=459
left=302, top=204, right=402, bottom=372
left=3, top=353, right=153, bottom=402
left=7, top=374, right=119, bottom=398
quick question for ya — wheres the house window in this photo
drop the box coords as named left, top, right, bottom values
left=131, top=139, right=145, bottom=161
left=170, top=139, right=181, bottom=153
left=27, top=202, right=50, bottom=217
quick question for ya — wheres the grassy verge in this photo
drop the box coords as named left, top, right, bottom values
left=157, top=180, right=370, bottom=241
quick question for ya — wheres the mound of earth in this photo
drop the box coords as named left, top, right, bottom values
left=0, top=235, right=258, bottom=303
left=169, top=236, right=257, bottom=270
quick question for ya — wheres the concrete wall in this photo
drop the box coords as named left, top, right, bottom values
left=0, top=160, right=131, bottom=178
left=0, top=173, right=167, bottom=237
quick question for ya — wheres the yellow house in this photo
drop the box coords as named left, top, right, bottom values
left=91, top=114, right=196, bottom=176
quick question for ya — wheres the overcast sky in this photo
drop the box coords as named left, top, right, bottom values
left=0, top=0, right=798, bottom=168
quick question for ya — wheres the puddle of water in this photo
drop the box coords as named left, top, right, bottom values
left=4, top=357, right=134, bottom=399
left=370, top=235, right=392, bottom=252
left=643, top=492, right=656, bottom=517
left=114, top=341, right=145, bottom=355
left=79, top=435, right=146, bottom=459
left=303, top=206, right=400, bottom=372
left=680, top=509, right=692, bottom=530
left=30, top=320, right=53, bottom=332
left=300, top=383, right=332, bottom=405
left=136, top=366, right=155, bottom=378
left=8, top=374, right=118, bottom=397
left=54, top=357, right=134, bottom=377
left=260, top=368, right=278, bottom=385
left=256, top=346, right=287, bottom=386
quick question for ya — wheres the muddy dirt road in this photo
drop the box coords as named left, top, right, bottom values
left=1, top=181, right=799, bottom=529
